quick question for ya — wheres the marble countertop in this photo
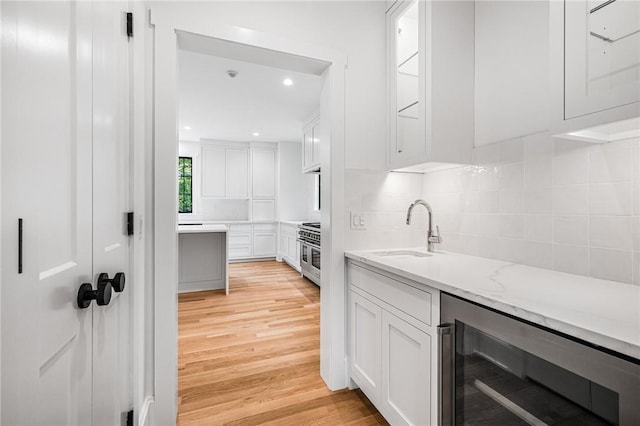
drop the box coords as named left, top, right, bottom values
left=178, top=224, right=228, bottom=234
left=345, top=248, right=640, bottom=360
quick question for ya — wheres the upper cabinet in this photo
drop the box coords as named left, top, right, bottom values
left=386, top=0, right=474, bottom=171
left=565, top=0, right=640, bottom=119
left=251, top=147, right=277, bottom=199
left=302, top=113, right=321, bottom=173
left=553, top=0, right=640, bottom=137
left=202, top=145, right=249, bottom=198
left=475, top=0, right=640, bottom=144
left=474, top=1, right=550, bottom=146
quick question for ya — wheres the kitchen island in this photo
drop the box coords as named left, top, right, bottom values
left=178, top=224, right=229, bottom=294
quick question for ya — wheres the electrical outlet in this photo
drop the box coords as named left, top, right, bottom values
left=350, top=211, right=367, bottom=230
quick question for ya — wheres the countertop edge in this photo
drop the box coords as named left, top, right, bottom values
left=345, top=251, right=640, bottom=361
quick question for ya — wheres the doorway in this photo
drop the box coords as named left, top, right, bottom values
left=150, top=8, right=347, bottom=422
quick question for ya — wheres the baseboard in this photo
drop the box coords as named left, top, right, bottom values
left=228, top=257, right=276, bottom=263
left=178, top=279, right=225, bottom=293
left=138, top=396, right=154, bottom=426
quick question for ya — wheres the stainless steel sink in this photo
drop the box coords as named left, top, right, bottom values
left=372, top=250, right=432, bottom=258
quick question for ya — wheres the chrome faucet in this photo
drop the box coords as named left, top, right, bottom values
left=406, top=199, right=442, bottom=253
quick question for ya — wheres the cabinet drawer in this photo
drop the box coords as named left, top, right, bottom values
left=229, top=224, right=252, bottom=233
left=229, top=245, right=252, bottom=259
left=349, top=264, right=431, bottom=326
left=229, top=233, right=251, bottom=247
left=254, top=223, right=276, bottom=232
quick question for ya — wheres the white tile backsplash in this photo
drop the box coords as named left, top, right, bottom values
left=421, top=135, right=639, bottom=285
left=553, top=244, right=589, bottom=276
left=553, top=140, right=590, bottom=185
left=589, top=216, right=633, bottom=250
left=553, top=216, right=589, bottom=246
left=523, top=214, right=553, bottom=243
left=552, top=185, right=589, bottom=215
left=589, top=248, right=633, bottom=284
left=589, top=141, right=633, bottom=183
left=589, top=182, right=632, bottom=215
left=345, top=136, right=638, bottom=285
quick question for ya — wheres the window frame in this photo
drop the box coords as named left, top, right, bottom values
left=178, top=156, right=193, bottom=214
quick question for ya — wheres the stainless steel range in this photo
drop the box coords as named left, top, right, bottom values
left=298, top=222, right=320, bottom=287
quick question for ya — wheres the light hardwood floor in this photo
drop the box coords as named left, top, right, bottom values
left=178, top=260, right=387, bottom=425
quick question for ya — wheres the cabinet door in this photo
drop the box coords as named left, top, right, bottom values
left=387, top=0, right=428, bottom=169
left=225, top=148, right=249, bottom=198
left=252, top=148, right=276, bottom=198
left=311, top=123, right=321, bottom=169
left=474, top=0, right=549, bottom=146
left=202, top=146, right=226, bottom=197
left=253, top=231, right=276, bottom=257
left=303, top=128, right=314, bottom=171
left=349, top=291, right=383, bottom=404
left=381, top=311, right=430, bottom=426
left=287, top=235, right=298, bottom=265
left=565, top=0, right=640, bottom=119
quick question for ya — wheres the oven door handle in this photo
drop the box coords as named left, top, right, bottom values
left=438, top=323, right=455, bottom=426
left=297, top=239, right=321, bottom=249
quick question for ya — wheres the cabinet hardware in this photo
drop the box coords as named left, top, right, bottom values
left=18, top=218, right=23, bottom=274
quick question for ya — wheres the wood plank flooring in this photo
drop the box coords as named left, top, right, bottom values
left=178, top=261, right=387, bottom=425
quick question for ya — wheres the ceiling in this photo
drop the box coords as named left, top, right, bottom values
left=178, top=47, right=323, bottom=143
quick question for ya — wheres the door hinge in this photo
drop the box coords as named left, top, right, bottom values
left=127, top=212, right=134, bottom=236
left=126, top=12, right=133, bottom=39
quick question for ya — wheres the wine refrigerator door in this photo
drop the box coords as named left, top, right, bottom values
left=440, top=293, right=640, bottom=426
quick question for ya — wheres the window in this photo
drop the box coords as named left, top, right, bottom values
left=178, top=156, right=193, bottom=213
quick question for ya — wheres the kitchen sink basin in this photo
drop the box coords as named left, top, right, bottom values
left=372, top=250, right=432, bottom=258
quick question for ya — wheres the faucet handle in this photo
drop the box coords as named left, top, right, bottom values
left=429, top=226, right=443, bottom=244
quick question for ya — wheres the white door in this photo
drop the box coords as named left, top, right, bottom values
left=1, top=2, right=131, bottom=424
left=91, top=2, right=132, bottom=424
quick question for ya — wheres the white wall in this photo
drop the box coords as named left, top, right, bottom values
left=278, top=142, right=314, bottom=221
left=151, top=1, right=387, bottom=171
left=422, top=134, right=640, bottom=285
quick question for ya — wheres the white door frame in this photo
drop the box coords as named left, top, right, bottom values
left=149, top=7, right=348, bottom=423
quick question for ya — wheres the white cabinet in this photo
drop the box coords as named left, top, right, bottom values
left=252, top=148, right=276, bottom=198
left=381, top=311, right=430, bottom=426
left=202, top=146, right=226, bottom=197
left=228, top=224, right=252, bottom=259
left=253, top=223, right=276, bottom=257
left=302, top=114, right=321, bottom=173
left=347, top=260, right=438, bottom=426
left=227, top=223, right=277, bottom=260
left=226, top=148, right=249, bottom=198
left=386, top=0, right=474, bottom=170
left=349, top=291, right=383, bottom=402
left=202, top=146, right=249, bottom=198
left=564, top=0, right=640, bottom=120
left=279, top=223, right=300, bottom=270
left=474, top=1, right=550, bottom=146
left=547, top=0, right=640, bottom=138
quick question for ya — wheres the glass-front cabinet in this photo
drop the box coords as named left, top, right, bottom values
left=385, top=0, right=474, bottom=171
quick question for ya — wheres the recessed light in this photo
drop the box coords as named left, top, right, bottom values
left=252, top=132, right=260, bottom=137
left=183, top=126, right=192, bottom=131
left=283, top=78, right=293, bottom=86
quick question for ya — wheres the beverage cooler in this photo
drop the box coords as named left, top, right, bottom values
left=439, top=294, right=640, bottom=426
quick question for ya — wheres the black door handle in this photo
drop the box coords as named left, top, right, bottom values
left=98, top=272, right=125, bottom=293
left=77, top=282, right=112, bottom=309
